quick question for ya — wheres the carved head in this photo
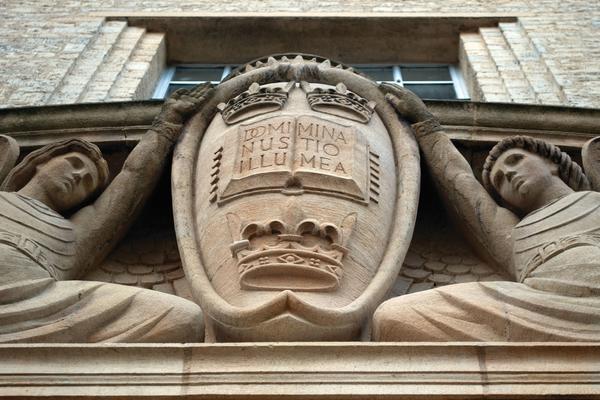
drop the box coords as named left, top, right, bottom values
left=1, top=139, right=109, bottom=212
left=482, top=136, right=589, bottom=213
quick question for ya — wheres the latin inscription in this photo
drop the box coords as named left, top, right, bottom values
left=237, top=118, right=292, bottom=175
left=235, top=116, right=353, bottom=179
left=222, top=115, right=367, bottom=201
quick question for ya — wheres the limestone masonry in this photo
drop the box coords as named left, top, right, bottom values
left=2, top=3, right=600, bottom=397
left=1, top=0, right=599, bottom=108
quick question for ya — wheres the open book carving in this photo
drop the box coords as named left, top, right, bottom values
left=218, top=114, right=371, bottom=203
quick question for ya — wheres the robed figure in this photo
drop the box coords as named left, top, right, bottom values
left=0, top=86, right=212, bottom=343
left=375, top=85, right=600, bottom=341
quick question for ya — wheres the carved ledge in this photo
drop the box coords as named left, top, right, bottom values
left=2, top=100, right=599, bottom=150
left=1, top=343, right=599, bottom=398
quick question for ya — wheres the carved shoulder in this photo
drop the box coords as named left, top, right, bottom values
left=0, top=135, right=19, bottom=186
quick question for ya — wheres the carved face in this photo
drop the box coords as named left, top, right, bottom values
left=34, top=152, right=101, bottom=211
left=490, top=148, right=558, bottom=213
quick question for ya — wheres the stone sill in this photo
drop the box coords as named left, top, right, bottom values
left=2, top=342, right=599, bottom=398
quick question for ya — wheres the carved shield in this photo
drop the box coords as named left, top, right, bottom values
left=172, top=56, right=419, bottom=341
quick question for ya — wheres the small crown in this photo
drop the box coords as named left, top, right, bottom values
left=217, top=82, right=293, bottom=124
left=301, top=82, right=376, bottom=124
left=230, top=218, right=351, bottom=292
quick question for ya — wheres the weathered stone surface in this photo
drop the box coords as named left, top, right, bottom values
left=0, top=135, right=18, bottom=184
left=375, top=86, right=600, bottom=342
left=472, top=263, right=496, bottom=276
left=423, top=261, right=446, bottom=272
left=403, top=251, right=425, bottom=268
left=1, top=2, right=600, bottom=109
left=403, top=268, right=431, bottom=280
left=0, top=342, right=597, bottom=398
left=0, top=86, right=212, bottom=343
left=429, top=273, right=453, bottom=284
left=173, top=55, right=420, bottom=342
left=446, top=264, right=470, bottom=275
left=3, top=343, right=600, bottom=398
left=128, top=264, right=154, bottom=275
left=152, top=281, right=175, bottom=295
left=408, top=281, right=435, bottom=293
left=454, top=273, right=477, bottom=284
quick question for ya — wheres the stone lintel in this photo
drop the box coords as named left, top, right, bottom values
left=1, top=100, right=599, bottom=151
left=1, top=343, right=599, bottom=398
left=109, top=15, right=519, bottom=65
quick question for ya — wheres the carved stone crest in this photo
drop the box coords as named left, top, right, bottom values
left=172, top=55, right=420, bottom=341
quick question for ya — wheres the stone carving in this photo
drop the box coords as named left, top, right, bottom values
left=209, top=146, right=224, bottom=203
left=228, top=212, right=356, bottom=292
left=0, top=85, right=213, bottom=343
left=217, top=81, right=293, bottom=125
left=374, top=84, right=600, bottom=342
left=301, top=81, right=376, bottom=123
left=368, top=149, right=381, bottom=203
left=86, top=230, right=193, bottom=301
left=0, top=135, right=19, bottom=184
left=172, top=55, right=421, bottom=342
left=217, top=113, right=370, bottom=204
left=582, top=136, right=600, bottom=191
left=398, top=230, right=504, bottom=296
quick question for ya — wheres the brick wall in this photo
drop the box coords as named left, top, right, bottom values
left=1, top=1, right=598, bottom=108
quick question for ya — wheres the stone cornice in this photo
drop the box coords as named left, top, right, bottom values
left=1, top=343, right=599, bottom=398
left=0, top=100, right=599, bottom=150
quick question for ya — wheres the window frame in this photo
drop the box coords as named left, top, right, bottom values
left=153, top=63, right=469, bottom=100
left=152, top=64, right=236, bottom=99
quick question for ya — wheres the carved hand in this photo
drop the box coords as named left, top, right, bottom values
left=380, top=83, right=435, bottom=124
left=156, top=83, right=215, bottom=126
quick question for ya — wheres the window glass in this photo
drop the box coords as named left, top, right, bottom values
left=401, top=66, right=452, bottom=81
left=354, top=66, right=395, bottom=82
left=154, top=64, right=468, bottom=100
left=166, top=84, right=194, bottom=96
left=404, top=83, right=457, bottom=99
left=172, top=67, right=224, bottom=82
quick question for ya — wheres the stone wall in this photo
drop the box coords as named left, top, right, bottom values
left=1, top=0, right=598, bottom=108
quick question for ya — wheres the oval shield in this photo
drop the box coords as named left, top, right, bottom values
left=172, top=55, right=420, bottom=341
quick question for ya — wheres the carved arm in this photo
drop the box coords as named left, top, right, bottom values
left=381, top=83, right=519, bottom=278
left=69, top=84, right=214, bottom=279
left=0, top=134, right=19, bottom=186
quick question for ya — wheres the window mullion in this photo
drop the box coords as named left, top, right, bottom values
left=449, top=65, right=470, bottom=100
left=392, top=65, right=403, bottom=86
left=152, top=66, right=176, bottom=99
left=154, top=63, right=468, bottom=100
left=222, top=66, right=232, bottom=79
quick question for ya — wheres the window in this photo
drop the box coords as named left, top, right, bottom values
left=353, top=65, right=469, bottom=100
left=153, top=64, right=469, bottom=100
left=153, top=65, right=237, bottom=99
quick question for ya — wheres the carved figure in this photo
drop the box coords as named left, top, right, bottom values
left=0, top=85, right=213, bottom=343
left=373, top=84, right=600, bottom=341
left=172, top=55, right=420, bottom=341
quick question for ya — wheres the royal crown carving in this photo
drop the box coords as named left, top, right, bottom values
left=229, top=216, right=356, bottom=292
left=301, top=82, right=376, bottom=124
left=218, top=82, right=294, bottom=124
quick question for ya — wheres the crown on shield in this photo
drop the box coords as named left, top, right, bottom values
left=229, top=218, right=355, bottom=292
left=217, top=81, right=294, bottom=124
left=301, top=81, right=376, bottom=124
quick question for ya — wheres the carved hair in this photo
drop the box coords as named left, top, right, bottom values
left=482, top=135, right=590, bottom=201
left=1, top=138, right=109, bottom=194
